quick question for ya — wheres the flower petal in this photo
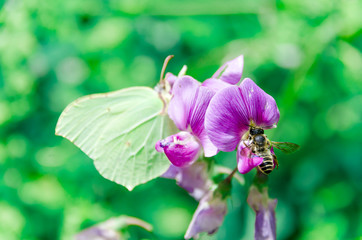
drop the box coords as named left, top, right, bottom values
left=169, top=76, right=218, bottom=157
left=188, top=86, right=215, bottom=138
left=76, top=226, right=120, bottom=240
left=254, top=199, right=277, bottom=240
left=189, top=86, right=218, bottom=156
left=162, top=162, right=211, bottom=200
left=202, top=78, right=232, bottom=93
left=155, top=131, right=201, bottom=167
left=185, top=192, right=227, bottom=239
left=205, top=79, right=280, bottom=151
left=212, top=55, right=244, bottom=84
left=239, top=78, right=280, bottom=128
left=198, top=131, right=218, bottom=157
left=168, top=76, right=200, bottom=131
left=237, top=141, right=264, bottom=174
left=165, top=72, right=178, bottom=91
left=205, top=85, right=250, bottom=151
left=161, top=164, right=180, bottom=179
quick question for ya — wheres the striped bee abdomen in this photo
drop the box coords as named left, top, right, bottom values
left=257, top=154, right=274, bottom=175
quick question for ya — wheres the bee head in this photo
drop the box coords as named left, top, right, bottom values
left=249, top=127, right=264, bottom=136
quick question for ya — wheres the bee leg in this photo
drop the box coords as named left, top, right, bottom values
left=267, top=139, right=271, bottom=148
left=273, top=154, right=279, bottom=169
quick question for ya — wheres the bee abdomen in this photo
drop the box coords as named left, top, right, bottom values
left=258, top=156, right=274, bottom=175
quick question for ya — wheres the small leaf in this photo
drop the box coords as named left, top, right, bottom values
left=56, top=87, right=174, bottom=190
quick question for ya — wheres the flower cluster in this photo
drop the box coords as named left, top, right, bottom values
left=155, top=55, right=245, bottom=168
left=155, top=55, right=280, bottom=238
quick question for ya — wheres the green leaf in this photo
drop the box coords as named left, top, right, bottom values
left=56, top=87, right=174, bottom=190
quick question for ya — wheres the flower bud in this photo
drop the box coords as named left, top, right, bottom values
left=184, top=189, right=228, bottom=239
left=247, top=186, right=277, bottom=240
left=155, top=131, right=201, bottom=167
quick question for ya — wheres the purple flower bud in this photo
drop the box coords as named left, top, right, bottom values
left=184, top=191, right=227, bottom=239
left=247, top=186, right=277, bottom=240
left=156, top=131, right=201, bottom=167
left=162, top=162, right=212, bottom=200
left=75, top=216, right=152, bottom=240
left=76, top=226, right=120, bottom=240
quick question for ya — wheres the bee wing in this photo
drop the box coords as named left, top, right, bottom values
left=271, top=141, right=300, bottom=154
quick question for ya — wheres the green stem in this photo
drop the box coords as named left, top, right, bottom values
left=253, top=169, right=268, bottom=191
left=215, top=167, right=238, bottom=199
left=214, top=165, right=245, bottom=185
left=225, top=167, right=238, bottom=182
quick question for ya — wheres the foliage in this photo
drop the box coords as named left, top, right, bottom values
left=0, top=0, right=361, bottom=239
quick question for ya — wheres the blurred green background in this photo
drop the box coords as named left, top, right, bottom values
left=0, top=0, right=361, bottom=239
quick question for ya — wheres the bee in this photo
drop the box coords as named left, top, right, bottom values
left=243, top=126, right=300, bottom=175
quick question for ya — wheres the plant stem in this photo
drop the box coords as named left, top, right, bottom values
left=214, top=166, right=244, bottom=185
left=159, top=55, right=174, bottom=85
left=224, top=167, right=238, bottom=183
left=215, top=167, right=238, bottom=199
left=253, top=169, right=268, bottom=191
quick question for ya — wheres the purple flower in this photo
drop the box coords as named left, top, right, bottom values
left=247, top=186, right=277, bottom=240
left=76, top=226, right=120, bottom=240
left=162, top=162, right=212, bottom=200
left=184, top=191, right=227, bottom=239
left=202, top=55, right=244, bottom=92
left=156, top=76, right=218, bottom=167
left=75, top=216, right=152, bottom=240
left=205, top=78, right=280, bottom=174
